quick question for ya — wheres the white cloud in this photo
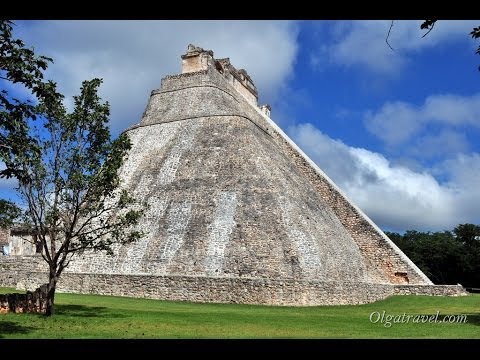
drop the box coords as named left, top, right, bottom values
left=437, top=153, right=480, bottom=221
left=15, top=20, right=299, bottom=133
left=325, top=20, right=478, bottom=74
left=423, top=94, right=480, bottom=126
left=0, top=163, right=18, bottom=202
left=364, top=101, right=422, bottom=146
left=409, top=130, right=469, bottom=159
left=288, top=123, right=480, bottom=231
left=364, top=93, right=480, bottom=153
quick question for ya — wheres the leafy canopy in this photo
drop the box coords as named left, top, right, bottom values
left=0, top=20, right=145, bottom=316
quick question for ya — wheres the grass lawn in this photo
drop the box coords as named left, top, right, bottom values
left=0, top=287, right=479, bottom=338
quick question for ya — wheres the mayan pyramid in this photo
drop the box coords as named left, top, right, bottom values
left=54, top=44, right=462, bottom=305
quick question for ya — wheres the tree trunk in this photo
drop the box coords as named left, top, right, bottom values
left=45, top=272, right=57, bottom=316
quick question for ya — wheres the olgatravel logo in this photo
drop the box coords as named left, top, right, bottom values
left=369, top=311, right=468, bottom=328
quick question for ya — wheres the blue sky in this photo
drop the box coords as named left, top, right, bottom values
left=2, top=20, right=480, bottom=233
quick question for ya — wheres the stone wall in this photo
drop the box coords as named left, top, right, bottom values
left=0, top=284, right=47, bottom=314
left=1, top=257, right=466, bottom=306
left=16, top=272, right=467, bottom=307
left=179, top=45, right=258, bottom=105
left=0, top=255, right=46, bottom=287
left=393, top=284, right=467, bottom=296
left=0, top=226, right=39, bottom=256
left=0, top=228, right=8, bottom=256
left=181, top=45, right=213, bottom=74
left=0, top=227, right=8, bottom=246
left=9, top=232, right=37, bottom=256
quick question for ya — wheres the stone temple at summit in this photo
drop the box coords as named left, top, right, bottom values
left=0, top=44, right=466, bottom=305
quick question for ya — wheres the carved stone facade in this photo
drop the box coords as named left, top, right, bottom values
left=181, top=44, right=258, bottom=105
left=0, top=225, right=39, bottom=256
left=0, top=45, right=468, bottom=305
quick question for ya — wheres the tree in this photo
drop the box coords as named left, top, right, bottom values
left=389, top=225, right=480, bottom=287
left=1, top=20, right=145, bottom=316
left=1, top=20, right=59, bottom=182
left=386, top=20, right=480, bottom=72
left=421, top=20, right=480, bottom=71
left=453, top=223, right=480, bottom=248
left=0, top=199, right=21, bottom=228
left=453, top=223, right=480, bottom=287
left=421, top=21, right=480, bottom=62
left=19, top=78, right=145, bottom=316
left=388, top=229, right=462, bottom=284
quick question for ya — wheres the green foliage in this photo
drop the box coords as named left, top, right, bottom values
left=421, top=20, right=480, bottom=71
left=0, top=288, right=478, bottom=339
left=471, top=26, right=480, bottom=58
left=0, top=20, right=61, bottom=182
left=0, top=199, right=20, bottom=227
left=17, top=78, right=146, bottom=296
left=453, top=223, right=480, bottom=247
left=420, top=20, right=437, bottom=31
left=0, top=20, right=145, bottom=315
left=387, top=224, right=480, bottom=287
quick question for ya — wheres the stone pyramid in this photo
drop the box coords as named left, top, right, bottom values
left=58, top=45, right=465, bottom=305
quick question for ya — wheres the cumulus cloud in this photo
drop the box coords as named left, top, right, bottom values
left=0, top=163, right=18, bottom=202
left=364, top=93, right=480, bottom=156
left=288, top=123, right=480, bottom=232
left=436, top=153, right=480, bottom=221
left=15, top=20, right=299, bottom=133
left=323, top=20, right=478, bottom=74
left=409, top=130, right=469, bottom=159
left=364, top=101, right=422, bottom=146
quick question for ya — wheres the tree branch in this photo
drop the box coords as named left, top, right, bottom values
left=386, top=20, right=395, bottom=51
left=422, top=21, right=436, bottom=38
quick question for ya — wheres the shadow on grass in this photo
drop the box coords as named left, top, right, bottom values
left=56, top=304, right=125, bottom=318
left=415, top=312, right=480, bottom=326
left=466, top=314, right=480, bottom=325
left=0, top=321, right=36, bottom=338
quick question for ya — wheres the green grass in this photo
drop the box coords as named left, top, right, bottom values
left=0, top=287, right=479, bottom=338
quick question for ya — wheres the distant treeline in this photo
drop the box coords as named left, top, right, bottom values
left=386, top=224, right=480, bottom=288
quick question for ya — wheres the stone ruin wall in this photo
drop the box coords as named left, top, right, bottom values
left=0, top=249, right=468, bottom=306
left=0, top=249, right=467, bottom=306
left=0, top=284, right=47, bottom=314
left=0, top=244, right=465, bottom=305
left=180, top=44, right=258, bottom=105
left=0, top=255, right=45, bottom=287
left=14, top=270, right=467, bottom=307
left=0, top=226, right=39, bottom=256
left=0, top=228, right=8, bottom=248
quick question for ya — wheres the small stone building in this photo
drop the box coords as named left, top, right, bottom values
left=0, top=225, right=39, bottom=256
